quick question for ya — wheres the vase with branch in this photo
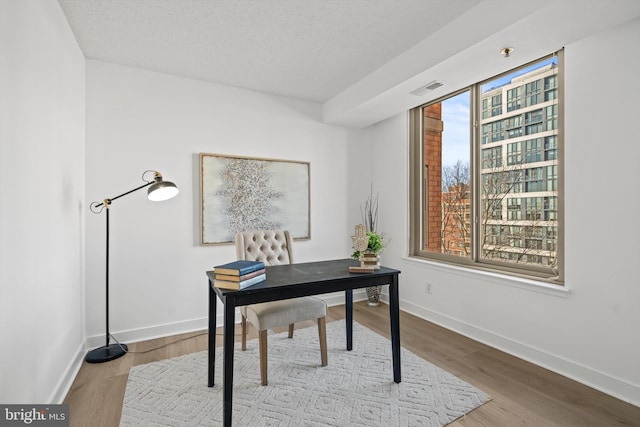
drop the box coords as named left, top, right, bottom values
left=351, top=188, right=387, bottom=306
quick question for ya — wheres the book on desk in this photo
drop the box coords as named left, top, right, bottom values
left=214, top=273, right=266, bottom=289
left=214, top=260, right=265, bottom=276
left=215, top=268, right=266, bottom=282
left=213, top=260, right=266, bottom=289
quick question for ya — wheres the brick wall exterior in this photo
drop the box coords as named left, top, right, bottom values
left=423, top=104, right=443, bottom=252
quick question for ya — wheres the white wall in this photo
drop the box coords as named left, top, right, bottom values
left=368, top=18, right=640, bottom=406
left=85, top=61, right=369, bottom=346
left=0, top=0, right=86, bottom=403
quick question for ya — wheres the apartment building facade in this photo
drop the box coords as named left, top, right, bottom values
left=479, top=63, right=558, bottom=267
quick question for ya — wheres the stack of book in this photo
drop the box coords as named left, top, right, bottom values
left=213, top=260, right=266, bottom=289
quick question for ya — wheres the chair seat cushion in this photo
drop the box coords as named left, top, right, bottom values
left=244, top=296, right=327, bottom=331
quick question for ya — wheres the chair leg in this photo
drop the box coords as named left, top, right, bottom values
left=241, top=315, right=247, bottom=351
left=259, top=330, right=268, bottom=386
left=288, top=323, right=294, bottom=338
left=318, top=317, right=328, bottom=367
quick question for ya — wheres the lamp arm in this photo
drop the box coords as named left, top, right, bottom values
left=91, top=181, right=155, bottom=213
left=90, top=170, right=176, bottom=212
left=106, top=181, right=154, bottom=205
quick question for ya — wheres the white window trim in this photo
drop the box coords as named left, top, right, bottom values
left=401, top=256, right=570, bottom=298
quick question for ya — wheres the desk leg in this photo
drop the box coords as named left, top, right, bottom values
left=222, top=297, right=235, bottom=427
left=389, top=274, right=401, bottom=383
left=208, top=280, right=217, bottom=387
left=345, top=289, right=353, bottom=351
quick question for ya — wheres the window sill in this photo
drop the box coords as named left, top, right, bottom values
left=401, top=256, right=570, bottom=298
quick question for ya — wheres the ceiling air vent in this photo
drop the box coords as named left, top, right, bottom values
left=410, top=81, right=443, bottom=96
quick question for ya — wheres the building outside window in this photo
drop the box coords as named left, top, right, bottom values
left=409, top=53, right=563, bottom=283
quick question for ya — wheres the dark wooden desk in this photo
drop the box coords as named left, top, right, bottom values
left=207, top=258, right=401, bottom=427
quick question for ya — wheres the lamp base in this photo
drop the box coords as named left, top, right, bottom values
left=85, top=343, right=128, bottom=363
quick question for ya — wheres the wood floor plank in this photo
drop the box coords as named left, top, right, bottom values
left=64, top=302, right=640, bottom=427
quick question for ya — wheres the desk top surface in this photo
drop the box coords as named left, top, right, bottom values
left=207, top=258, right=400, bottom=300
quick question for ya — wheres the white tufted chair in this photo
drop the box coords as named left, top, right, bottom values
left=235, top=230, right=328, bottom=386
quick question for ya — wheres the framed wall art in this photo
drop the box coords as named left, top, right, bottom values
left=200, top=153, right=310, bottom=245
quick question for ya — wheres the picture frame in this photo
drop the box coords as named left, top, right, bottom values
left=200, top=153, right=310, bottom=245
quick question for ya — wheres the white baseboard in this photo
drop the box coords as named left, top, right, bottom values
left=86, top=291, right=368, bottom=348
left=49, top=342, right=85, bottom=404
left=86, top=317, right=210, bottom=349
left=399, top=298, right=640, bottom=408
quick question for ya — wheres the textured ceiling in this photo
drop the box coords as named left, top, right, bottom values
left=57, top=0, right=480, bottom=102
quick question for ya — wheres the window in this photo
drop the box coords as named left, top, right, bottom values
left=507, top=86, right=522, bottom=112
left=409, top=53, right=563, bottom=283
left=505, top=115, right=523, bottom=138
left=506, top=142, right=521, bottom=165
left=524, top=167, right=544, bottom=192
left=482, top=93, right=502, bottom=119
left=546, top=165, right=557, bottom=191
left=546, top=104, right=558, bottom=131
left=482, top=146, right=502, bottom=168
left=524, top=138, right=543, bottom=163
left=482, top=120, right=504, bottom=144
left=525, top=80, right=542, bottom=107
left=544, top=136, right=557, bottom=161
left=544, top=75, right=557, bottom=101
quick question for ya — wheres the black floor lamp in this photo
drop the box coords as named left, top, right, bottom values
left=86, top=170, right=179, bottom=363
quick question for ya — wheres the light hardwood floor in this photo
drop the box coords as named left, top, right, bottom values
left=65, top=302, right=640, bottom=426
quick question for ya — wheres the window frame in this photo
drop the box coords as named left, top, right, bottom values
left=409, top=52, right=564, bottom=284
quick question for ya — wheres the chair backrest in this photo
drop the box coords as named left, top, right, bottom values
left=234, top=230, right=293, bottom=266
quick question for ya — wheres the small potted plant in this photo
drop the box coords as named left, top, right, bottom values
left=351, top=231, right=385, bottom=262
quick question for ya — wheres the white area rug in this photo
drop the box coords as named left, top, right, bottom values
left=120, top=320, right=489, bottom=426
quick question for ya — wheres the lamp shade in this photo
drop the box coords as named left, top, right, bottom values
left=147, top=179, right=179, bottom=201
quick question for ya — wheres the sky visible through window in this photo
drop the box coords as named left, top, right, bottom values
left=441, top=57, right=557, bottom=170
left=442, top=93, right=470, bottom=168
